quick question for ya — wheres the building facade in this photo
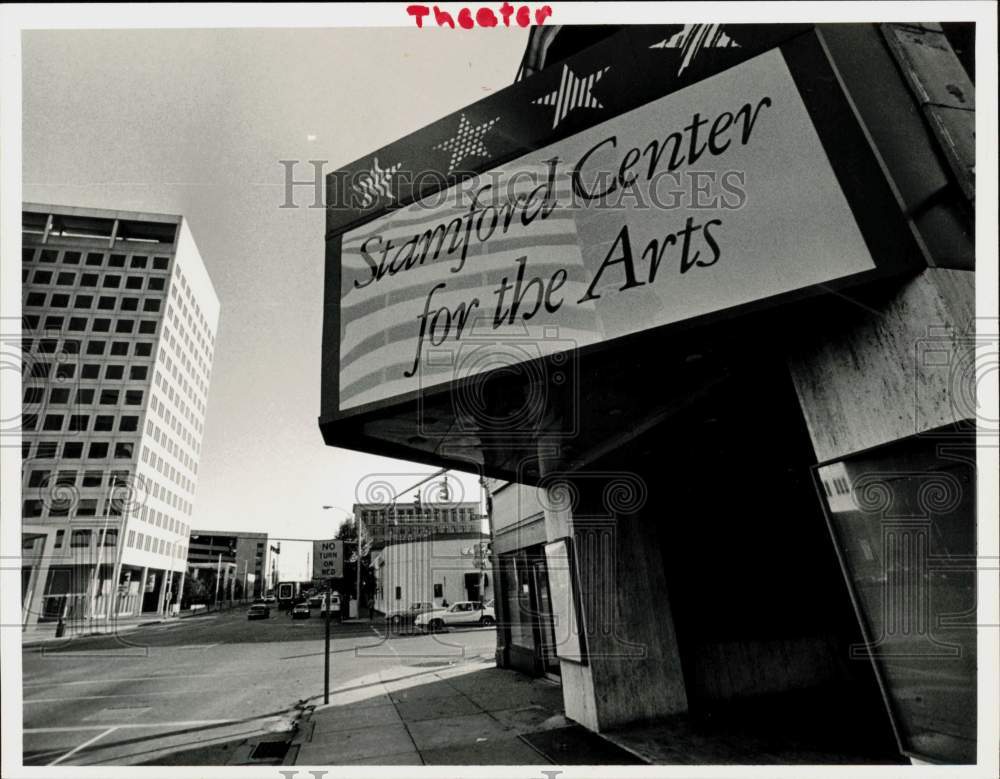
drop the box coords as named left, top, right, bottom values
left=186, top=530, right=269, bottom=601
left=319, top=24, right=979, bottom=766
left=21, top=203, right=219, bottom=633
left=487, top=480, right=560, bottom=680
left=372, top=532, right=492, bottom=615
left=355, top=500, right=490, bottom=614
left=355, top=500, right=484, bottom=549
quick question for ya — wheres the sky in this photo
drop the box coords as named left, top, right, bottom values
left=22, top=27, right=530, bottom=579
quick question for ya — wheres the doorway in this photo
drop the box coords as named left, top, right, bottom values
left=530, top=556, right=560, bottom=678
left=500, top=546, right=561, bottom=680
left=597, top=354, right=901, bottom=762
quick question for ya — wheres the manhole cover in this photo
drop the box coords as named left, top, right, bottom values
left=249, top=741, right=290, bottom=761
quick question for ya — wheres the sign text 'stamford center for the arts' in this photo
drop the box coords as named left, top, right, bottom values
left=337, top=49, right=877, bottom=411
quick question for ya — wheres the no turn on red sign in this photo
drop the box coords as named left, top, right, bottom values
left=313, top=539, right=344, bottom=580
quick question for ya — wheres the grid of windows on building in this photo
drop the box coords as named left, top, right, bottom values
left=355, top=502, right=484, bottom=545
left=20, top=204, right=219, bottom=629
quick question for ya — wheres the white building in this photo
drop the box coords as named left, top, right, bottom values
left=373, top=532, right=492, bottom=615
left=20, top=203, right=219, bottom=633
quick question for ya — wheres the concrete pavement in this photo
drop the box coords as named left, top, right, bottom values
left=20, top=604, right=503, bottom=766
left=293, top=659, right=570, bottom=765
left=22, top=604, right=645, bottom=767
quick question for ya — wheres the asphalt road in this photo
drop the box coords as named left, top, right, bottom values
left=21, top=607, right=498, bottom=766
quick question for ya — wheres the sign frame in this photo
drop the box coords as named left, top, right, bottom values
left=544, top=536, right=588, bottom=665
left=312, top=538, right=344, bottom=580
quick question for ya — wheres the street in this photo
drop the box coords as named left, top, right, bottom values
left=22, top=608, right=499, bottom=766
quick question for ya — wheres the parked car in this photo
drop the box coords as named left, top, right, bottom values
left=308, top=593, right=341, bottom=614
left=263, top=595, right=276, bottom=604
left=290, top=602, right=311, bottom=620
left=247, top=602, right=270, bottom=620
left=415, top=601, right=495, bottom=631
left=385, top=601, right=434, bottom=628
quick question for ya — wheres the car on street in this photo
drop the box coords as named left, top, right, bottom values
left=307, top=593, right=341, bottom=615
left=385, top=601, right=435, bottom=628
left=290, top=602, right=311, bottom=619
left=415, top=600, right=495, bottom=631
left=247, top=602, right=270, bottom=620
left=263, top=595, right=276, bottom=604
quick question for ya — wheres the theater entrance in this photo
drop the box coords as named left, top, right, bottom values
left=588, top=352, right=903, bottom=763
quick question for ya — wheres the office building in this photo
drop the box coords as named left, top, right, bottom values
left=186, top=530, right=270, bottom=601
left=20, top=203, right=219, bottom=632
left=319, top=24, right=977, bottom=765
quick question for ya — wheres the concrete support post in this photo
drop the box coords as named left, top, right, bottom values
left=786, top=269, right=975, bottom=462
left=86, top=561, right=102, bottom=624
left=537, top=451, right=688, bottom=732
left=137, top=566, right=149, bottom=615
left=155, top=570, right=168, bottom=616
left=106, top=559, right=123, bottom=621
left=23, top=535, right=53, bottom=630
left=785, top=267, right=977, bottom=764
left=176, top=570, right=186, bottom=614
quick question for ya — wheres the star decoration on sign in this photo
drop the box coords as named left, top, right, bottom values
left=352, top=157, right=402, bottom=208
left=433, top=114, right=500, bottom=174
left=533, top=65, right=610, bottom=129
left=649, top=25, right=740, bottom=77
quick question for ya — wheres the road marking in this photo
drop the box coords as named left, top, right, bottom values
left=47, top=727, right=117, bottom=765
left=25, top=688, right=214, bottom=704
left=35, top=650, right=149, bottom=658
left=25, top=719, right=236, bottom=733
left=372, top=624, right=404, bottom=663
left=24, top=670, right=266, bottom=687
left=176, top=643, right=219, bottom=649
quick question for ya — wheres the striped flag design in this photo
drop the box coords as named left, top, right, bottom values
left=352, top=157, right=402, bottom=208
left=649, top=25, right=740, bottom=77
left=338, top=164, right=604, bottom=410
left=532, top=65, right=610, bottom=130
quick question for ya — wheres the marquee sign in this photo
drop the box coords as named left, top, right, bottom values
left=322, top=25, right=923, bottom=424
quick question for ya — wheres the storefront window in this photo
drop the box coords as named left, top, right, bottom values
left=501, top=553, right=534, bottom=651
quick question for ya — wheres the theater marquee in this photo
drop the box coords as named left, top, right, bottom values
left=321, top=25, right=923, bottom=445
left=337, top=47, right=884, bottom=411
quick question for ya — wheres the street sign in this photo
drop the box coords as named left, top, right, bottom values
left=312, top=539, right=344, bottom=579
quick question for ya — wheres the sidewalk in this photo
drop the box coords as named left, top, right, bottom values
left=290, top=658, right=644, bottom=766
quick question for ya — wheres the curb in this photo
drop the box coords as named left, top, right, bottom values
left=21, top=622, right=144, bottom=648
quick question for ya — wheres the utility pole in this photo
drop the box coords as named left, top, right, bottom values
left=355, top=517, right=364, bottom=616
left=214, top=552, right=222, bottom=610
left=323, top=577, right=332, bottom=704
left=479, top=477, right=489, bottom=603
